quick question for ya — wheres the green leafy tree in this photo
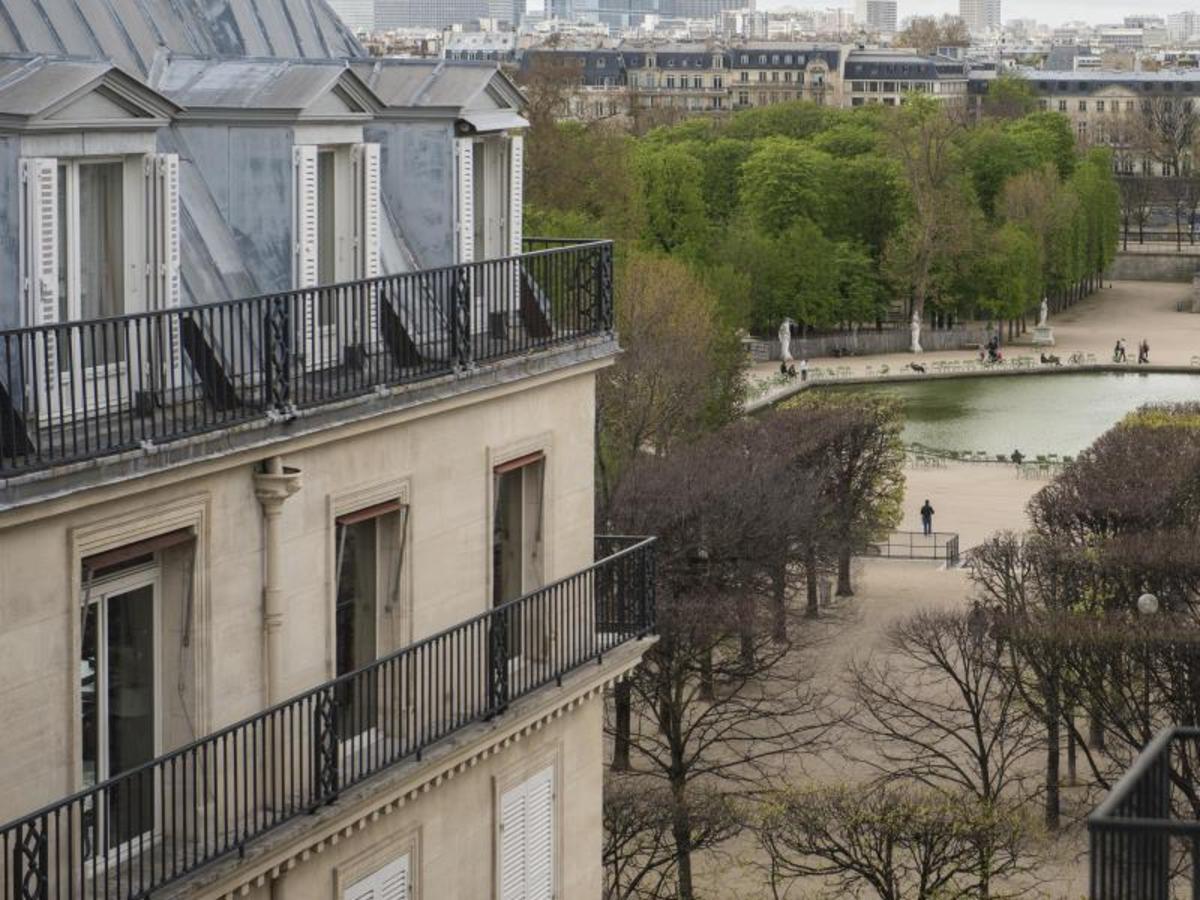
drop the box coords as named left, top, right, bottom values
left=635, top=143, right=709, bottom=254
left=739, top=137, right=832, bottom=234
left=982, top=73, right=1039, bottom=119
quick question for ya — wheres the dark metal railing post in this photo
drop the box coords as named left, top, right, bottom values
left=263, top=296, right=292, bottom=414
left=450, top=265, right=472, bottom=370
left=311, top=688, right=338, bottom=808
left=488, top=607, right=510, bottom=716
left=11, top=819, right=47, bottom=900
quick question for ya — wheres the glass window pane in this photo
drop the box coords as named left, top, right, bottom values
left=336, top=519, right=377, bottom=737
left=317, top=151, right=336, bottom=292
left=77, top=162, right=125, bottom=366
left=105, top=583, right=155, bottom=847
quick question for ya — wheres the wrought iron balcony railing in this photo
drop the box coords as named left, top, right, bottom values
left=1089, top=726, right=1200, bottom=899
left=0, top=536, right=654, bottom=900
left=0, top=239, right=614, bottom=478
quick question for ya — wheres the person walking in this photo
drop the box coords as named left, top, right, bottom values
left=920, top=499, right=935, bottom=536
left=1138, top=339, right=1149, bottom=364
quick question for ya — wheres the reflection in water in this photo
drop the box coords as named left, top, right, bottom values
left=824, top=373, right=1200, bottom=456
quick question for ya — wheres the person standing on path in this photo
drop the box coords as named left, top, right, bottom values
left=920, top=499, right=935, bottom=536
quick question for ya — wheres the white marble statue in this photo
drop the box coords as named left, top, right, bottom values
left=1038, top=297, right=1049, bottom=327
left=910, top=310, right=923, bottom=354
left=779, top=318, right=794, bottom=363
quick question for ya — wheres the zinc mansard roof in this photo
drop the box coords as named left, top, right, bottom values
left=0, top=0, right=363, bottom=76
left=352, top=59, right=526, bottom=117
left=155, top=57, right=382, bottom=117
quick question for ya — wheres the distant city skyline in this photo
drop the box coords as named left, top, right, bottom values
left=757, top=0, right=1176, bottom=27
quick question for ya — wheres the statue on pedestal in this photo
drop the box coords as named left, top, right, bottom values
left=1038, top=297, right=1049, bottom=327
left=910, top=310, right=923, bottom=354
left=779, top=318, right=795, bottom=363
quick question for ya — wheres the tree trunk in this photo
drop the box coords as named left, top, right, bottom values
left=1045, top=670, right=1061, bottom=831
left=700, top=649, right=714, bottom=701
left=836, top=548, right=854, bottom=597
left=772, top=565, right=789, bottom=643
left=1089, top=706, right=1106, bottom=750
left=806, top=545, right=820, bottom=618
left=611, top=680, right=632, bottom=771
left=671, top=784, right=696, bottom=900
left=1066, top=711, right=1078, bottom=786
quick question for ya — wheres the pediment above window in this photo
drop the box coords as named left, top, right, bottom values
left=0, top=59, right=178, bottom=132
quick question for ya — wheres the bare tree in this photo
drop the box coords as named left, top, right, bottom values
left=848, top=609, right=1041, bottom=808
left=605, top=414, right=841, bottom=900
left=757, top=785, right=1035, bottom=900
left=1136, top=96, right=1198, bottom=178
left=604, top=777, right=739, bottom=900
left=785, top=392, right=906, bottom=597
left=1116, top=176, right=1153, bottom=247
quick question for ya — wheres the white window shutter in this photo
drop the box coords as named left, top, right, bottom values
left=293, top=145, right=319, bottom=367
left=499, top=779, right=528, bottom=900
left=353, top=143, right=382, bottom=279
left=508, top=134, right=524, bottom=258
left=376, top=855, right=409, bottom=900
left=353, top=142, right=381, bottom=346
left=456, top=138, right=475, bottom=264
left=500, top=766, right=554, bottom=900
left=293, top=145, right=319, bottom=289
left=343, top=854, right=409, bottom=900
left=147, top=154, right=182, bottom=383
left=20, top=158, right=59, bottom=371
left=22, top=158, right=59, bottom=327
left=524, top=767, right=554, bottom=900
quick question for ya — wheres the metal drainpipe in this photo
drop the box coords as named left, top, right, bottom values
left=253, top=457, right=302, bottom=705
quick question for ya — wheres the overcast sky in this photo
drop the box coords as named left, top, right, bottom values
left=757, top=0, right=1172, bottom=26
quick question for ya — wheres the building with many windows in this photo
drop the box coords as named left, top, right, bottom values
left=959, top=0, right=1001, bottom=35
left=0, top=5, right=655, bottom=900
left=843, top=50, right=970, bottom=107
left=523, top=43, right=842, bottom=121
left=969, top=68, right=1200, bottom=175
left=855, top=0, right=898, bottom=35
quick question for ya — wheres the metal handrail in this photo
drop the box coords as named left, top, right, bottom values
left=1088, top=725, right=1200, bottom=898
left=0, top=536, right=655, bottom=900
left=0, top=240, right=615, bottom=476
left=867, top=530, right=962, bottom=564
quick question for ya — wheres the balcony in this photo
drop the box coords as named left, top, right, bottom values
left=0, top=239, right=614, bottom=480
left=0, top=536, right=654, bottom=900
left=1088, top=726, right=1200, bottom=898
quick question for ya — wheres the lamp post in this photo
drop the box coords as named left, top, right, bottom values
left=1138, top=593, right=1159, bottom=740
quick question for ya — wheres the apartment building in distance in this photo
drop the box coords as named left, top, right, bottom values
left=0, top=5, right=655, bottom=900
left=843, top=49, right=970, bottom=107
left=969, top=68, right=1200, bottom=174
left=523, top=43, right=968, bottom=122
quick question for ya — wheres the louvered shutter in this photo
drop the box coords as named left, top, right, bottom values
left=499, top=779, right=528, bottom=900
left=456, top=138, right=475, bottom=264
left=146, top=154, right=182, bottom=390
left=376, top=855, right=409, bottom=900
left=293, top=145, right=319, bottom=367
left=353, top=143, right=381, bottom=346
left=508, top=135, right=524, bottom=258
left=500, top=766, right=554, bottom=900
left=524, top=767, right=554, bottom=900
left=20, top=158, right=59, bottom=381
left=343, top=854, right=408, bottom=900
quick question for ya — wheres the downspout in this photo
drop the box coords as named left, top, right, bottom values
left=254, top=457, right=302, bottom=705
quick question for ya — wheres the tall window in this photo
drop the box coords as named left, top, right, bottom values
left=80, top=560, right=158, bottom=856
left=334, top=501, right=408, bottom=740
left=493, top=455, right=545, bottom=608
